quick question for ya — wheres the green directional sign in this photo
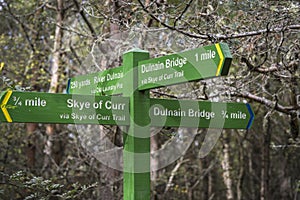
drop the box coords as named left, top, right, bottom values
left=150, top=98, right=254, bottom=129
left=0, top=44, right=253, bottom=200
left=67, top=65, right=124, bottom=95
left=138, top=43, right=232, bottom=90
left=0, top=90, right=129, bottom=125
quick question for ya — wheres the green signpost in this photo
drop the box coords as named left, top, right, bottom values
left=67, top=65, right=124, bottom=95
left=150, top=98, right=254, bottom=129
left=0, top=91, right=254, bottom=129
left=1, top=43, right=255, bottom=200
left=122, top=49, right=151, bottom=199
left=0, top=91, right=129, bottom=125
left=138, top=43, right=232, bottom=90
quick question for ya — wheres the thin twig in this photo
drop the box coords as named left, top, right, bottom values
left=164, top=157, right=189, bottom=193
left=137, top=0, right=300, bottom=40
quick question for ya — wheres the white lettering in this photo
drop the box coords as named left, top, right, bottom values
left=165, top=57, right=187, bottom=68
left=141, top=62, right=164, bottom=73
left=188, top=109, right=215, bottom=119
left=200, top=50, right=216, bottom=60
left=67, top=99, right=90, bottom=111
left=25, top=97, right=47, bottom=107
left=96, top=114, right=110, bottom=120
left=105, top=101, right=126, bottom=110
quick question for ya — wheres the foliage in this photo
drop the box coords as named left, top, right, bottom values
left=0, top=171, right=97, bottom=199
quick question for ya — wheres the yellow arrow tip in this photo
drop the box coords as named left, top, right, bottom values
left=1, top=90, right=13, bottom=122
left=215, top=43, right=224, bottom=76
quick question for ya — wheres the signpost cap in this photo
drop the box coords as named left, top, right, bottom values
left=124, top=48, right=149, bottom=54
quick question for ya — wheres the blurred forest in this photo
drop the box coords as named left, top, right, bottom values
left=0, top=0, right=299, bottom=199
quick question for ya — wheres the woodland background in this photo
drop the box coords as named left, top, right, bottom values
left=0, top=0, right=299, bottom=199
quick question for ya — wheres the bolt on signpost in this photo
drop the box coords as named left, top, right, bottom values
left=0, top=43, right=255, bottom=200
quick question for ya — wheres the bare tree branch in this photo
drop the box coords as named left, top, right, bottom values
left=137, top=0, right=300, bottom=40
left=6, top=2, right=36, bottom=52
left=234, top=92, right=299, bottom=114
left=164, top=157, right=189, bottom=193
left=72, top=0, right=97, bottom=39
left=137, top=0, right=208, bottom=39
left=174, top=0, right=194, bottom=27
left=219, top=24, right=300, bottom=40
left=45, top=3, right=57, bottom=11
left=241, top=57, right=299, bottom=73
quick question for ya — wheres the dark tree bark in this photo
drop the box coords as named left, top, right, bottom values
left=260, top=116, right=271, bottom=200
left=44, top=0, right=65, bottom=174
left=221, top=131, right=234, bottom=200
left=26, top=123, right=38, bottom=168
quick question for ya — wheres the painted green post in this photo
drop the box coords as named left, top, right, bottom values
left=122, top=49, right=151, bottom=200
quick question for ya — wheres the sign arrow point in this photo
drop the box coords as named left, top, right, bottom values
left=246, top=103, right=254, bottom=129
left=66, top=78, right=71, bottom=94
left=1, top=90, right=13, bottom=122
left=215, top=43, right=225, bottom=76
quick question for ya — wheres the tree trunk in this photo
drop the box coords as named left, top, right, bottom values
left=151, top=135, right=159, bottom=181
left=44, top=0, right=64, bottom=174
left=48, top=0, right=63, bottom=94
left=26, top=123, right=38, bottom=168
left=221, top=131, right=234, bottom=200
left=237, top=154, right=244, bottom=200
left=260, top=115, right=271, bottom=200
left=290, top=66, right=299, bottom=140
left=237, top=131, right=245, bottom=200
left=248, top=149, right=256, bottom=200
left=198, top=157, right=208, bottom=200
left=208, top=170, right=213, bottom=199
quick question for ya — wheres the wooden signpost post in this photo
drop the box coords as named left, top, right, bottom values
left=0, top=43, right=254, bottom=200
